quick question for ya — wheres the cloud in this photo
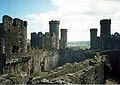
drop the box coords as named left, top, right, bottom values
left=25, top=0, right=120, bottom=41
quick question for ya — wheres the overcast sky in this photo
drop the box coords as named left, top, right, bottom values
left=1, top=0, right=120, bottom=41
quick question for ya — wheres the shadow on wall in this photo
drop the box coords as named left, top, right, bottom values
left=58, top=48, right=95, bottom=66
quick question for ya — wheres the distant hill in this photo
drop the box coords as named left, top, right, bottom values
left=67, top=41, right=90, bottom=49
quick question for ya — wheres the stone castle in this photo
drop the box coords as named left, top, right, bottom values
left=31, top=20, right=68, bottom=50
left=1, top=15, right=120, bottom=84
left=0, top=15, right=69, bottom=77
left=0, top=15, right=27, bottom=54
left=90, top=19, right=120, bottom=50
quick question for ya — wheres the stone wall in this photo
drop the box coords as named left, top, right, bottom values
left=31, top=55, right=105, bottom=84
left=44, top=50, right=59, bottom=71
left=101, top=50, right=120, bottom=80
left=58, top=48, right=94, bottom=66
left=4, top=53, right=31, bottom=76
left=3, top=49, right=59, bottom=75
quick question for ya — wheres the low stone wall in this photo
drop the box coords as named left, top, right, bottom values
left=32, top=55, right=106, bottom=84
left=3, top=50, right=59, bottom=76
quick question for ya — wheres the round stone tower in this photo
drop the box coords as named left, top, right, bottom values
left=100, top=19, right=111, bottom=50
left=100, top=19, right=111, bottom=37
left=90, top=28, right=98, bottom=49
left=60, top=29, right=68, bottom=49
left=49, top=20, right=60, bottom=49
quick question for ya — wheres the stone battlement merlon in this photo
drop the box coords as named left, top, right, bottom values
left=31, top=32, right=43, bottom=35
left=49, top=20, right=60, bottom=25
left=2, top=15, right=13, bottom=22
left=38, top=32, right=43, bottom=37
left=23, top=21, right=27, bottom=28
left=13, top=18, right=27, bottom=28
left=100, top=19, right=111, bottom=25
left=31, top=32, right=37, bottom=36
left=2, top=15, right=13, bottom=27
left=13, top=18, right=22, bottom=26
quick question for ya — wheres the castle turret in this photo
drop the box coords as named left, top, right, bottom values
left=38, top=32, right=44, bottom=49
left=100, top=19, right=111, bottom=49
left=49, top=20, right=60, bottom=49
left=60, top=29, right=68, bottom=49
left=20, top=20, right=27, bottom=52
left=44, top=32, right=51, bottom=50
left=100, top=19, right=111, bottom=37
left=31, top=32, right=38, bottom=49
left=90, top=28, right=98, bottom=49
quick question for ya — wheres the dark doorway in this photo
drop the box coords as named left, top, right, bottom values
left=11, top=45, right=19, bottom=53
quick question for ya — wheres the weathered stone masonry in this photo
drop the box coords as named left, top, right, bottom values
left=31, top=20, right=68, bottom=50
left=0, top=15, right=27, bottom=53
left=60, top=29, right=68, bottom=49
left=90, top=19, right=120, bottom=50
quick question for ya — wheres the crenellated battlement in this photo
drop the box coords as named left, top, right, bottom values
left=49, top=20, right=60, bottom=25
left=2, top=15, right=27, bottom=29
left=100, top=19, right=111, bottom=25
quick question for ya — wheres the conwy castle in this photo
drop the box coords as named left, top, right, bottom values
left=0, top=15, right=120, bottom=84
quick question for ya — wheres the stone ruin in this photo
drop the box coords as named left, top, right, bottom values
left=0, top=15, right=120, bottom=84
left=0, top=15, right=27, bottom=54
